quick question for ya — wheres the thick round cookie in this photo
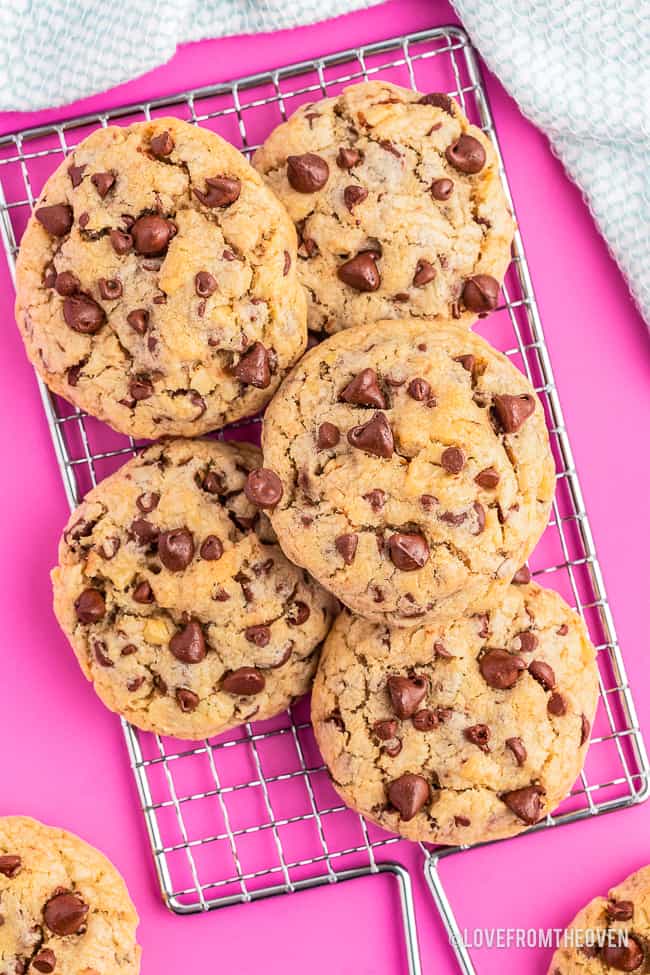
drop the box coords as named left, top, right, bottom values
left=253, top=80, right=514, bottom=335
left=548, top=865, right=650, bottom=973
left=15, top=117, right=306, bottom=438
left=0, top=816, right=140, bottom=974
left=260, top=319, right=555, bottom=627
left=312, top=582, right=599, bottom=846
left=52, top=439, right=337, bottom=740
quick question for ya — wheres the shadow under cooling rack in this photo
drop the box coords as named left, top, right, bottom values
left=0, top=23, right=647, bottom=975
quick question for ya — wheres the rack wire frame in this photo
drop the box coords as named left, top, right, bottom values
left=0, top=25, right=647, bottom=975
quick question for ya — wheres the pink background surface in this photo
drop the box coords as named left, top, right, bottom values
left=1, top=0, right=649, bottom=972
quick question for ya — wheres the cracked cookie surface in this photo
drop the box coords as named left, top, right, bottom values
left=261, top=319, right=555, bottom=627
left=15, top=117, right=306, bottom=438
left=253, top=80, right=515, bottom=335
left=312, top=582, right=599, bottom=846
left=52, top=439, right=337, bottom=740
left=548, top=865, right=650, bottom=973
left=0, top=816, right=140, bottom=975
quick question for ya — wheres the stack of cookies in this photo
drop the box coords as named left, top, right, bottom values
left=14, top=81, right=600, bottom=862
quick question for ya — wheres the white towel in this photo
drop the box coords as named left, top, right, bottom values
left=0, top=0, right=381, bottom=111
left=451, top=0, right=650, bottom=325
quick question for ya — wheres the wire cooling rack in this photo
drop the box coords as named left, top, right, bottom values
left=0, top=25, right=648, bottom=975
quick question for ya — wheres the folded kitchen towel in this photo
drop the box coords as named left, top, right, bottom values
left=0, top=0, right=382, bottom=111
left=451, top=0, right=650, bottom=325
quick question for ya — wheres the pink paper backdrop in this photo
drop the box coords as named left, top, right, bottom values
left=1, top=1, right=649, bottom=972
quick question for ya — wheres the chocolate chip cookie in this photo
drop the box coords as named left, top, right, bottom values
left=548, top=865, right=650, bottom=973
left=253, top=80, right=515, bottom=335
left=0, top=816, right=140, bottom=974
left=52, top=439, right=337, bottom=740
left=15, top=117, right=306, bottom=438
left=312, top=581, right=599, bottom=846
left=260, top=319, right=554, bottom=627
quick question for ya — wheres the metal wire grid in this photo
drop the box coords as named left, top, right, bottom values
left=0, top=24, right=647, bottom=975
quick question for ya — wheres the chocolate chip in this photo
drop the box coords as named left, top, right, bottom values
left=412, top=708, right=438, bottom=731
left=0, top=855, right=21, bottom=877
left=176, top=687, right=199, bottom=712
left=528, top=660, right=556, bottom=691
left=288, top=601, right=310, bottom=626
left=133, top=581, right=154, bottom=604
left=388, top=532, right=429, bottom=571
left=245, top=468, right=283, bottom=508
left=580, top=714, right=591, bottom=747
left=463, top=274, right=500, bottom=314
left=512, top=564, right=531, bottom=585
left=91, top=171, right=115, bottom=197
left=93, top=640, right=113, bottom=667
left=441, top=446, right=464, bottom=474
left=199, top=535, right=223, bottom=561
left=475, top=467, right=499, bottom=489
left=54, top=271, right=79, bottom=296
left=347, top=412, right=394, bottom=458
left=32, top=949, right=56, bottom=973
left=340, top=368, right=386, bottom=408
left=387, top=773, right=430, bottom=820
left=493, top=394, right=536, bottom=433
left=233, top=341, right=271, bottom=388
left=601, top=936, right=644, bottom=971
left=472, top=501, right=486, bottom=535
left=44, top=262, right=57, bottom=287
left=439, top=510, right=467, bottom=527
left=99, top=277, right=122, bottom=300
left=222, top=667, right=266, bottom=695
left=136, top=491, right=159, bottom=514
left=335, top=533, right=358, bottom=565
left=419, top=92, right=453, bottom=113
left=433, top=641, right=452, bottom=659
left=337, top=252, right=380, bottom=292
left=132, top=215, right=174, bottom=256
left=344, top=185, right=368, bottom=210
left=363, top=489, right=386, bottom=512
left=455, top=354, right=476, bottom=374
left=607, top=900, right=634, bottom=922
left=35, top=204, right=73, bottom=236
left=74, top=588, right=105, bottom=623
left=110, top=229, right=133, bottom=255
left=445, top=134, right=486, bottom=174
left=387, top=674, right=427, bottom=718
left=431, top=178, right=454, bottom=201
left=170, top=621, right=206, bottom=663
left=195, top=271, right=217, bottom=297
left=43, top=891, right=88, bottom=936
left=420, top=495, right=438, bottom=512
left=287, top=153, right=329, bottom=192
left=479, top=648, right=526, bottom=689
left=413, top=260, right=436, bottom=287
left=501, top=785, right=544, bottom=825
left=465, top=723, right=490, bottom=752
left=130, top=519, right=158, bottom=547
left=127, top=308, right=149, bottom=334
left=513, top=630, right=538, bottom=653
left=336, top=147, right=362, bottom=169
left=68, top=162, right=86, bottom=187
left=548, top=692, right=566, bottom=716
left=383, top=740, right=403, bottom=758
left=63, top=294, right=106, bottom=334
left=150, top=131, right=174, bottom=157
left=317, top=422, right=340, bottom=449
left=506, top=737, right=527, bottom=766
left=158, top=527, right=194, bottom=571
left=129, top=376, right=154, bottom=401
left=245, top=625, right=271, bottom=647
left=78, top=212, right=89, bottom=228
left=408, top=378, right=431, bottom=401
left=193, top=176, right=241, bottom=207
left=374, top=719, right=399, bottom=740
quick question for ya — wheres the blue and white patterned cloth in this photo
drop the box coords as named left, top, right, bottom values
left=1, top=0, right=647, bottom=322
left=451, top=0, right=650, bottom=324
